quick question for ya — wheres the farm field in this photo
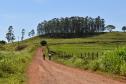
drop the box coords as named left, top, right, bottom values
left=48, top=33, right=126, bottom=76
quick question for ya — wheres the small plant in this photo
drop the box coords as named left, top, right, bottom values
left=89, top=60, right=99, bottom=71
left=120, top=63, right=126, bottom=76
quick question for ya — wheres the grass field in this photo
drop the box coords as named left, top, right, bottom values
left=24, top=32, right=126, bottom=45
left=0, top=32, right=126, bottom=83
left=0, top=40, right=38, bottom=84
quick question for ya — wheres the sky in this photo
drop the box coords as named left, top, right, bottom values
left=0, top=0, right=126, bottom=41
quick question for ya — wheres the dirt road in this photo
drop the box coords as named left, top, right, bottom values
left=27, top=48, right=126, bottom=84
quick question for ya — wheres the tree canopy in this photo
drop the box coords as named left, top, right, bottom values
left=37, top=16, right=105, bottom=37
left=28, top=29, right=35, bottom=37
left=106, top=25, right=116, bottom=32
left=6, top=26, right=15, bottom=42
left=122, top=26, right=126, bottom=32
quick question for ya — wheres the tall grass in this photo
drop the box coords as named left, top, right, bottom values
left=99, top=47, right=126, bottom=76
left=0, top=50, right=34, bottom=84
left=0, top=43, right=38, bottom=84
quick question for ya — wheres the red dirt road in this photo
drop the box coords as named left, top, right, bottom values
left=27, top=48, right=126, bottom=84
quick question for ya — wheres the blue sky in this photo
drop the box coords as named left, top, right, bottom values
left=0, top=0, right=126, bottom=40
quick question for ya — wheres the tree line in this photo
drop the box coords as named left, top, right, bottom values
left=37, top=16, right=105, bottom=37
left=2, top=16, right=126, bottom=43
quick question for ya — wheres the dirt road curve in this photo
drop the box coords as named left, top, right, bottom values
left=27, top=48, right=126, bottom=84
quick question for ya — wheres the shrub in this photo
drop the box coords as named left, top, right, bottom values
left=0, top=40, right=6, bottom=45
left=73, top=58, right=83, bottom=67
left=117, top=48, right=126, bottom=61
left=40, top=40, right=47, bottom=46
left=89, top=60, right=99, bottom=71
left=120, top=63, right=126, bottom=76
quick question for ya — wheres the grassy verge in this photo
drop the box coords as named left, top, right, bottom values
left=0, top=42, right=38, bottom=84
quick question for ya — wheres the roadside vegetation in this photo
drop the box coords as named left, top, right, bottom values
left=0, top=41, right=38, bottom=84
left=50, top=44, right=126, bottom=76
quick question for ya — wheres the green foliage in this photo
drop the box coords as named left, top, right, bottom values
left=99, top=48, right=126, bottom=75
left=106, top=25, right=116, bottom=32
left=122, top=26, right=126, bottom=32
left=0, top=40, right=6, bottom=45
left=89, top=60, right=99, bottom=71
left=72, top=58, right=83, bottom=67
left=120, top=63, right=126, bottom=76
left=6, top=26, right=15, bottom=42
left=99, top=51, right=121, bottom=74
left=28, top=29, right=35, bottom=37
left=0, top=41, right=37, bottom=83
left=0, top=50, right=32, bottom=83
left=37, top=16, right=105, bottom=37
left=40, top=40, right=47, bottom=46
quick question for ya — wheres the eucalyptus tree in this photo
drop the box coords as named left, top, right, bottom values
left=37, top=16, right=105, bottom=37
left=101, top=19, right=105, bottom=31
left=6, top=26, right=15, bottom=43
left=28, top=29, right=35, bottom=37
left=21, top=29, right=25, bottom=41
left=95, top=16, right=101, bottom=32
left=31, top=29, right=35, bottom=36
left=83, top=16, right=89, bottom=33
left=37, top=23, right=43, bottom=36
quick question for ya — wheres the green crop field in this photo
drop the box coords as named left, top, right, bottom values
left=48, top=33, right=126, bottom=76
